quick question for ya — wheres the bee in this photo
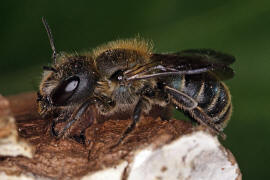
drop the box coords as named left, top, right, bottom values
left=37, top=18, right=234, bottom=144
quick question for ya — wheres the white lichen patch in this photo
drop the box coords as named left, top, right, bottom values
left=80, top=131, right=241, bottom=180
left=0, top=172, right=34, bottom=180
left=0, top=116, right=33, bottom=158
left=81, top=161, right=128, bottom=180
left=128, top=131, right=240, bottom=180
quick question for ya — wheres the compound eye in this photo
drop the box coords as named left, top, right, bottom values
left=51, top=76, right=80, bottom=106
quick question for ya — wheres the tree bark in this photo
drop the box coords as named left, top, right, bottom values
left=0, top=92, right=241, bottom=180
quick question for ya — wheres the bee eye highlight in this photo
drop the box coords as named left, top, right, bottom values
left=51, top=76, right=80, bottom=106
left=65, top=80, right=79, bottom=92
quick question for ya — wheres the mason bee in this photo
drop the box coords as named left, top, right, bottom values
left=37, top=18, right=234, bottom=144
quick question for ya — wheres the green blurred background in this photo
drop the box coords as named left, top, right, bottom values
left=1, top=0, right=269, bottom=179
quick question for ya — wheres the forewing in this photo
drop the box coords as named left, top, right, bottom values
left=179, top=49, right=235, bottom=79
left=126, top=49, right=235, bottom=81
left=176, top=49, right=235, bottom=65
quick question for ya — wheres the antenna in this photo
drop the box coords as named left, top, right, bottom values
left=42, top=17, right=57, bottom=64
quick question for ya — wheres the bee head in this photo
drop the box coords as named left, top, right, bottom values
left=38, top=55, right=98, bottom=115
left=38, top=18, right=98, bottom=115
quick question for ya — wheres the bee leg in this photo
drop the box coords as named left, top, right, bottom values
left=189, top=107, right=226, bottom=139
left=165, top=86, right=198, bottom=110
left=51, top=120, right=58, bottom=136
left=70, top=130, right=86, bottom=144
left=54, top=98, right=96, bottom=139
left=50, top=116, right=67, bottom=137
left=112, top=98, right=144, bottom=147
left=165, top=86, right=225, bottom=138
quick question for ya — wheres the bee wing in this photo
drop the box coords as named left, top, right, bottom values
left=174, top=49, right=235, bottom=65
left=125, top=49, right=235, bottom=81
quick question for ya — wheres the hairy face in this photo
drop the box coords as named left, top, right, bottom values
left=38, top=56, right=98, bottom=116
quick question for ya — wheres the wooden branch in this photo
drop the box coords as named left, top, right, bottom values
left=0, top=92, right=242, bottom=180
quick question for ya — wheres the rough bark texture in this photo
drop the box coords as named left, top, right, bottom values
left=0, top=92, right=242, bottom=180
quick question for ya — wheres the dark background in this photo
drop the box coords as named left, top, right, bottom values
left=1, top=0, right=269, bottom=179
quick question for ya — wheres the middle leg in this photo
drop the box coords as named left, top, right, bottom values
left=112, top=98, right=144, bottom=147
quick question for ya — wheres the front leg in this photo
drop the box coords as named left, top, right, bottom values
left=53, top=100, right=93, bottom=139
left=50, top=109, right=72, bottom=137
left=51, top=97, right=98, bottom=140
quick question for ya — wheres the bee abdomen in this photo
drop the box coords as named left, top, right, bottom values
left=170, top=74, right=232, bottom=128
left=195, top=80, right=231, bottom=127
left=205, top=82, right=232, bottom=127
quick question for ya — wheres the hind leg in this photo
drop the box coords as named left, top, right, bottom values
left=165, top=86, right=226, bottom=138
